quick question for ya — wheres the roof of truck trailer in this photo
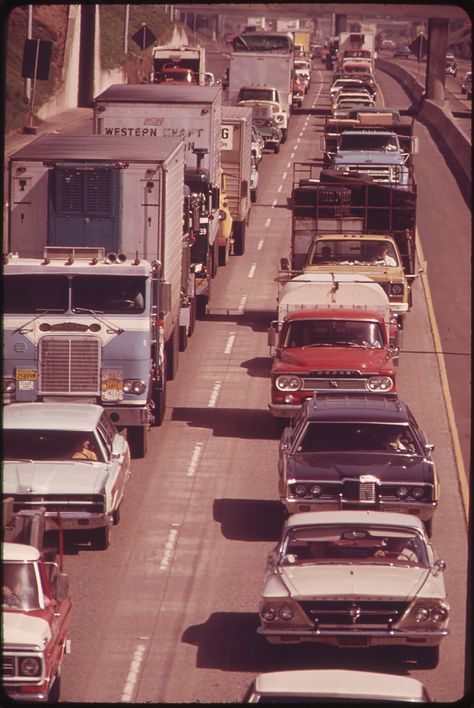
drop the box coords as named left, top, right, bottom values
left=221, top=105, right=253, bottom=121
left=94, top=83, right=221, bottom=104
left=9, top=134, right=183, bottom=163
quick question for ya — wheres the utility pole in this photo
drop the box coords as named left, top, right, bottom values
left=25, top=5, right=32, bottom=101
left=124, top=5, right=129, bottom=54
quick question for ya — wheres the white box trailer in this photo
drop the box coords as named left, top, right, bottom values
left=6, top=134, right=187, bottom=457
left=220, top=105, right=253, bottom=255
left=94, top=83, right=223, bottom=315
left=228, top=52, right=293, bottom=140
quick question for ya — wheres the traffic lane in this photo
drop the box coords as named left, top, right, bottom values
left=58, top=72, right=466, bottom=702
left=377, top=68, right=471, bottom=493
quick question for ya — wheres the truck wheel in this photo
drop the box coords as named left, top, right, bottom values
left=281, top=129, right=288, bottom=144
left=152, top=369, right=166, bottom=427
left=127, top=426, right=148, bottom=459
left=211, top=239, right=219, bottom=278
left=233, top=221, right=246, bottom=256
left=179, top=324, right=188, bottom=352
left=166, top=324, right=179, bottom=380
left=218, top=239, right=230, bottom=266
left=415, top=646, right=439, bottom=670
left=48, top=673, right=61, bottom=703
left=188, top=294, right=196, bottom=337
left=250, top=188, right=257, bottom=204
left=273, top=144, right=280, bottom=154
left=90, top=524, right=110, bottom=551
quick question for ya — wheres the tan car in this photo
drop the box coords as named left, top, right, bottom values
left=304, top=234, right=411, bottom=327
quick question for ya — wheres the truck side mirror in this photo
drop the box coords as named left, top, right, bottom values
left=268, top=321, right=279, bottom=349
left=56, top=573, right=70, bottom=602
left=411, top=136, right=419, bottom=154
left=159, top=281, right=171, bottom=315
left=211, top=186, right=220, bottom=210
left=280, top=258, right=290, bottom=271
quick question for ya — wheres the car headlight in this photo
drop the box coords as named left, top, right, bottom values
left=366, top=376, right=394, bottom=392
left=123, top=379, right=146, bottom=395
left=279, top=605, right=294, bottom=621
left=311, top=484, right=322, bottom=497
left=275, top=115, right=284, bottom=122
left=19, top=657, right=41, bottom=677
left=431, top=605, right=448, bottom=623
left=295, top=484, right=307, bottom=498
left=412, top=486, right=425, bottom=499
left=397, top=486, right=409, bottom=499
left=389, top=283, right=403, bottom=295
left=261, top=605, right=277, bottom=622
left=414, top=606, right=430, bottom=622
left=275, top=375, right=301, bottom=392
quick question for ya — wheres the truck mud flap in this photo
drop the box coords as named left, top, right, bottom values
left=233, top=220, right=246, bottom=256
left=127, top=426, right=148, bottom=459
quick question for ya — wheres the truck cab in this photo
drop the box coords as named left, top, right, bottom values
left=237, top=85, right=288, bottom=142
left=2, top=542, right=72, bottom=702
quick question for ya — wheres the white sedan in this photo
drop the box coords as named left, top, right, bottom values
left=3, top=402, right=131, bottom=550
left=257, top=510, right=448, bottom=669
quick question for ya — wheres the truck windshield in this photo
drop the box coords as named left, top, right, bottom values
left=309, top=240, right=399, bottom=266
left=282, top=319, right=384, bottom=348
left=72, top=276, right=146, bottom=313
left=239, top=88, right=278, bottom=103
left=3, top=562, right=41, bottom=610
left=339, top=133, right=398, bottom=151
left=4, top=275, right=69, bottom=314
left=232, top=33, right=293, bottom=53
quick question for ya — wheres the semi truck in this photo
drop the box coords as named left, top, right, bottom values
left=220, top=105, right=253, bottom=258
left=228, top=34, right=294, bottom=142
left=150, top=45, right=206, bottom=85
left=5, top=134, right=188, bottom=458
left=337, top=31, right=376, bottom=73
left=268, top=274, right=400, bottom=419
left=94, top=83, right=223, bottom=316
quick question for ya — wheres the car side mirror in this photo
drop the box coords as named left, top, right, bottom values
left=425, top=442, right=435, bottom=453
left=280, top=257, right=290, bottom=271
left=433, top=559, right=446, bottom=574
left=282, top=553, right=297, bottom=565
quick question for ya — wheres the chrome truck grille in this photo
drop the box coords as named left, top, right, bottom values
left=39, top=336, right=100, bottom=395
left=341, top=165, right=393, bottom=182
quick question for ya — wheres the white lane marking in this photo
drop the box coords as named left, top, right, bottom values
left=299, top=131, right=304, bottom=137
left=159, top=526, right=179, bottom=570
left=208, top=380, right=222, bottom=407
left=277, top=185, right=283, bottom=193
left=272, top=198, right=277, bottom=207
left=121, top=642, right=147, bottom=702
left=296, top=137, right=301, bottom=144
left=186, top=442, right=204, bottom=476
left=248, top=263, right=257, bottom=278
left=238, top=295, right=247, bottom=311
left=282, top=171, right=287, bottom=180
left=224, top=332, right=236, bottom=354
left=257, top=239, right=265, bottom=251
left=264, top=217, right=271, bottom=228
left=286, top=161, right=291, bottom=169
left=290, top=152, right=295, bottom=159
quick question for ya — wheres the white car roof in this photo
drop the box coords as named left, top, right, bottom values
left=3, top=403, right=105, bottom=431
left=253, top=669, right=427, bottom=700
left=3, top=542, right=41, bottom=562
left=286, top=510, right=425, bottom=531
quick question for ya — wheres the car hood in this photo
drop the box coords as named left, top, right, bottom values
left=274, top=346, right=393, bottom=372
left=287, top=452, right=432, bottom=482
left=278, top=564, right=431, bottom=601
left=334, top=152, right=404, bottom=166
left=3, top=611, right=52, bottom=647
left=4, top=461, right=109, bottom=494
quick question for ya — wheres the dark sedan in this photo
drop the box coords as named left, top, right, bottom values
left=278, top=394, right=439, bottom=535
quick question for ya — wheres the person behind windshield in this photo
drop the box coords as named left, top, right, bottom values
left=72, top=437, right=98, bottom=460
left=373, top=243, right=397, bottom=266
left=384, top=430, right=414, bottom=453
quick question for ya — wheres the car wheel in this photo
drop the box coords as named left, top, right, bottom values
left=416, top=646, right=439, bottom=670
left=90, top=525, right=110, bottom=551
left=274, top=143, right=280, bottom=154
left=48, top=673, right=61, bottom=703
left=112, top=505, right=121, bottom=526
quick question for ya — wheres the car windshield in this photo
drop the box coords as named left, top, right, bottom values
left=282, top=524, right=429, bottom=567
left=309, top=240, right=399, bottom=266
left=294, top=423, right=420, bottom=454
left=339, top=133, right=398, bottom=151
left=3, top=561, right=41, bottom=610
left=4, top=429, right=103, bottom=462
left=282, top=319, right=384, bottom=349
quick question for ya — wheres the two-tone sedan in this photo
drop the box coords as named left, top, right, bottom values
left=278, top=394, right=439, bottom=535
left=3, top=403, right=131, bottom=550
left=257, top=511, right=448, bottom=669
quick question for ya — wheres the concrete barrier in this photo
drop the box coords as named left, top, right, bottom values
left=376, top=57, right=471, bottom=189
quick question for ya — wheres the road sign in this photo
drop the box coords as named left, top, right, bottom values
left=22, top=39, right=52, bottom=80
left=409, top=33, right=428, bottom=60
left=132, top=24, right=157, bottom=51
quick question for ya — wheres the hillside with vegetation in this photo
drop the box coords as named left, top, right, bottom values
left=4, top=4, right=175, bottom=134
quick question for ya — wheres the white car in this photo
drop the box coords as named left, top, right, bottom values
left=251, top=124, right=264, bottom=163
left=3, top=403, right=131, bottom=550
left=244, top=669, right=431, bottom=702
left=257, top=510, right=448, bottom=669
left=332, top=89, right=374, bottom=109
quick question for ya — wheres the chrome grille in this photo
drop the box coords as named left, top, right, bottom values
left=302, top=378, right=368, bottom=391
left=342, top=165, right=392, bottom=182
left=301, top=600, right=408, bottom=626
left=359, top=477, right=378, bottom=502
left=2, top=655, right=15, bottom=676
left=39, top=336, right=100, bottom=395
